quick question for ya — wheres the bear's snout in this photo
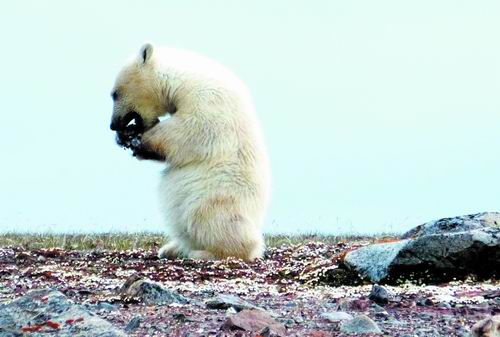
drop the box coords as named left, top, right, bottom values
left=110, top=120, right=120, bottom=131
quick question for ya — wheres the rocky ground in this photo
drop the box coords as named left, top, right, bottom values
left=0, top=240, right=499, bottom=336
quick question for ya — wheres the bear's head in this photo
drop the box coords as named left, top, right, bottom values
left=110, top=43, right=164, bottom=133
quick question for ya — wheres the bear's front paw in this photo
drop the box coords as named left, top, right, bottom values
left=132, top=142, right=166, bottom=162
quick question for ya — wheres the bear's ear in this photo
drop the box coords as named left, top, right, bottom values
left=140, top=43, right=154, bottom=64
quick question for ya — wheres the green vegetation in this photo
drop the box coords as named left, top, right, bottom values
left=0, top=232, right=397, bottom=250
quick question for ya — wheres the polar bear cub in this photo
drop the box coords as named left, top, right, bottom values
left=110, top=43, right=270, bottom=261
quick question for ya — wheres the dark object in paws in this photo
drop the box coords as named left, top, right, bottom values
left=116, top=124, right=142, bottom=150
left=114, top=113, right=165, bottom=161
left=116, top=126, right=165, bottom=161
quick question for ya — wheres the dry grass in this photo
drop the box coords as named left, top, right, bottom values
left=263, top=232, right=386, bottom=247
left=0, top=233, right=164, bottom=251
left=0, top=232, right=398, bottom=250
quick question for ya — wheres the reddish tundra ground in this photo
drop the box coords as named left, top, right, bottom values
left=0, top=234, right=498, bottom=336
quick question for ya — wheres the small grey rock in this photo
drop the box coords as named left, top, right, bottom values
left=225, top=307, right=237, bottom=316
left=206, top=294, right=260, bottom=312
left=440, top=314, right=454, bottom=322
left=370, top=303, right=386, bottom=313
left=369, top=284, right=390, bottom=305
left=387, top=316, right=405, bottom=325
left=417, top=312, right=434, bottom=320
left=95, top=302, right=118, bottom=311
left=416, top=298, right=434, bottom=306
left=370, top=303, right=389, bottom=318
left=120, top=276, right=188, bottom=305
left=260, top=325, right=283, bottom=337
left=340, top=315, right=382, bottom=335
left=437, top=302, right=452, bottom=309
left=320, top=311, right=353, bottom=322
left=222, top=309, right=286, bottom=336
left=125, top=316, right=141, bottom=332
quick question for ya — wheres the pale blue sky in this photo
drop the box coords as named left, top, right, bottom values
left=0, top=1, right=499, bottom=234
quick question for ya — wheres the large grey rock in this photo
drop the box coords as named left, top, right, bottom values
left=344, top=213, right=500, bottom=284
left=402, top=212, right=500, bottom=239
left=0, top=289, right=126, bottom=337
left=343, top=240, right=409, bottom=283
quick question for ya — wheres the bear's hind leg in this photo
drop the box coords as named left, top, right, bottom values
left=158, top=240, right=183, bottom=259
left=190, top=214, right=265, bottom=261
left=187, top=250, right=216, bottom=261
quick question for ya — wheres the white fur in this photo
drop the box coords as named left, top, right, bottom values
left=111, top=44, right=271, bottom=261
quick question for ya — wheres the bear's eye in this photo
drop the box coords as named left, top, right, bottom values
left=111, top=90, right=119, bottom=101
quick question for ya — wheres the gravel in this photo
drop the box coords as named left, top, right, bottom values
left=0, top=242, right=498, bottom=336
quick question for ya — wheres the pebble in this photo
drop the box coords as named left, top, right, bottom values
left=416, top=298, right=434, bottom=306
left=370, top=303, right=388, bottom=314
left=225, top=307, right=237, bottom=316
left=125, top=316, right=142, bottom=333
left=206, top=294, right=260, bottom=312
left=96, top=302, right=118, bottom=312
left=369, top=284, right=390, bottom=305
left=417, top=312, right=433, bottom=320
left=120, top=277, right=189, bottom=305
left=437, top=302, right=452, bottom=309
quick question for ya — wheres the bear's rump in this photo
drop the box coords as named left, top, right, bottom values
left=159, top=166, right=263, bottom=254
